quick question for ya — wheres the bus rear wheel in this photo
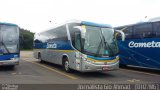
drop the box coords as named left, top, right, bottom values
left=38, top=53, right=43, bottom=63
left=63, top=59, right=71, bottom=73
left=8, top=65, right=15, bottom=69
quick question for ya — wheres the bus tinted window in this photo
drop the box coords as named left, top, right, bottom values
left=47, top=25, right=68, bottom=41
left=133, top=23, right=152, bottom=39
left=153, top=22, right=160, bottom=37
left=34, top=33, right=44, bottom=43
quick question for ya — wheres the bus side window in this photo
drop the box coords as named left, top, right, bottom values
left=153, top=22, right=160, bottom=37
left=133, top=23, right=152, bottom=39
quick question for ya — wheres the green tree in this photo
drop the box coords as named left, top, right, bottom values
left=20, top=28, right=34, bottom=50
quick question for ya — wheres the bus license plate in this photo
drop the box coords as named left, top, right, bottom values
left=102, top=66, right=108, bottom=70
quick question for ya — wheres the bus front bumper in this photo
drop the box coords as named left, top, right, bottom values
left=82, top=61, right=119, bottom=72
left=0, top=59, right=19, bottom=66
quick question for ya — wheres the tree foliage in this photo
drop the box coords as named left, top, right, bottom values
left=20, top=28, right=34, bottom=50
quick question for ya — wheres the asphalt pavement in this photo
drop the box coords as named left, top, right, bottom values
left=0, top=51, right=159, bottom=85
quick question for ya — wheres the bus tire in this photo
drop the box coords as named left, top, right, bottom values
left=120, top=64, right=127, bottom=68
left=8, top=65, right=15, bottom=69
left=63, top=58, right=71, bottom=73
left=38, top=53, right=43, bottom=63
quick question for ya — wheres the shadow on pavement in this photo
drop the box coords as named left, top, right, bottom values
left=38, top=61, right=116, bottom=79
left=0, top=66, right=15, bottom=71
left=120, top=65, right=160, bottom=75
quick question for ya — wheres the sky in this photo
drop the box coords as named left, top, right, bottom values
left=0, top=0, right=160, bottom=33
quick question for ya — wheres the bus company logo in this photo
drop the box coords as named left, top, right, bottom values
left=47, top=43, right=57, bottom=49
left=128, top=41, right=160, bottom=48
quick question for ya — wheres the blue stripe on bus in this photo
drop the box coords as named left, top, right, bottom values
left=34, top=41, right=74, bottom=50
left=0, top=54, right=19, bottom=61
left=81, top=21, right=112, bottom=28
left=87, top=55, right=118, bottom=60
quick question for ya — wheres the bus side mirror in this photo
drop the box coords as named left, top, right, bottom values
left=73, top=26, right=85, bottom=38
left=73, top=26, right=82, bottom=31
left=74, top=31, right=82, bottom=51
left=115, top=30, right=125, bottom=41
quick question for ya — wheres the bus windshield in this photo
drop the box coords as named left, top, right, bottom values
left=0, top=25, right=19, bottom=54
left=83, top=26, right=118, bottom=57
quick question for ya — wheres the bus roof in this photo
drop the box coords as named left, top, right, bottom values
left=0, top=22, right=18, bottom=26
left=81, top=21, right=112, bottom=28
left=65, top=20, right=112, bottom=28
left=115, top=19, right=160, bottom=29
left=38, top=20, right=112, bottom=34
left=148, top=17, right=160, bottom=22
left=114, top=21, right=151, bottom=29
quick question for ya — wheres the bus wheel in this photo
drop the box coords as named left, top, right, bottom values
left=63, top=59, right=71, bottom=73
left=38, top=53, right=43, bottom=63
left=120, top=64, right=127, bottom=68
left=8, top=65, right=15, bottom=69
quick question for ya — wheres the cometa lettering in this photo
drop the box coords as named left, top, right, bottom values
left=128, top=41, right=160, bottom=48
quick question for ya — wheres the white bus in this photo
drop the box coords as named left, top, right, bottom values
left=33, top=20, right=125, bottom=72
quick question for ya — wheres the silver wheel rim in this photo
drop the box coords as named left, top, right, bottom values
left=65, top=61, right=69, bottom=71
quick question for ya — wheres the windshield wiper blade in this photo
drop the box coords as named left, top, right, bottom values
left=0, top=42, right=10, bottom=54
left=104, top=41, right=114, bottom=56
left=101, top=32, right=114, bottom=57
left=95, top=38, right=103, bottom=57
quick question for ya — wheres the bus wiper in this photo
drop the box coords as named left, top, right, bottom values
left=104, top=41, right=114, bottom=56
left=95, top=38, right=103, bottom=57
left=0, top=41, right=10, bottom=54
left=101, top=32, right=114, bottom=57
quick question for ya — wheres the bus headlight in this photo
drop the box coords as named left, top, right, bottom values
left=11, top=55, right=19, bottom=61
left=82, top=54, right=87, bottom=61
left=75, top=52, right=80, bottom=58
left=76, top=52, right=87, bottom=58
left=10, top=57, right=19, bottom=61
